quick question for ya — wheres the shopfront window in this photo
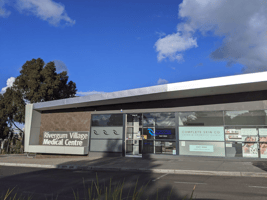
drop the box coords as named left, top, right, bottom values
left=142, top=140, right=176, bottom=155
left=225, top=126, right=260, bottom=158
left=155, top=141, right=176, bottom=154
left=224, top=110, right=267, bottom=125
left=179, top=111, right=224, bottom=126
left=92, top=114, right=123, bottom=126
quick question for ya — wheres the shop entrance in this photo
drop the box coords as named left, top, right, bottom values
left=125, top=114, right=143, bottom=157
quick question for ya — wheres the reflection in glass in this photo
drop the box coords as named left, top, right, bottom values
left=179, top=111, right=223, bottom=126
left=92, top=114, right=123, bottom=126
left=143, top=113, right=175, bottom=127
left=224, top=110, right=266, bottom=125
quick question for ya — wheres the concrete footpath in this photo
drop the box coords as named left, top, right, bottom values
left=1, top=154, right=267, bottom=178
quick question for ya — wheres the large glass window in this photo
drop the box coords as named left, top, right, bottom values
left=225, top=126, right=260, bottom=158
left=179, top=111, right=224, bottom=126
left=143, top=113, right=175, bottom=127
left=155, top=141, right=176, bottom=154
left=92, top=114, right=123, bottom=126
left=224, top=110, right=267, bottom=125
left=142, top=112, right=176, bottom=141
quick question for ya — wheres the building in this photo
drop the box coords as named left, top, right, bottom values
left=25, top=71, right=267, bottom=159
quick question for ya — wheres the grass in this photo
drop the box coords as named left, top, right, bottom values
left=0, top=173, right=196, bottom=200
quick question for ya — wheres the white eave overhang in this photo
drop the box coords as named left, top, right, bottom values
left=33, top=71, right=267, bottom=111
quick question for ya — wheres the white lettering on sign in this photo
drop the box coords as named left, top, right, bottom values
left=69, top=132, right=88, bottom=140
left=43, top=139, right=64, bottom=145
left=44, top=132, right=68, bottom=139
left=64, top=139, right=83, bottom=146
left=42, top=131, right=89, bottom=147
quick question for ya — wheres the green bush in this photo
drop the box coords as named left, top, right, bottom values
left=0, top=174, right=196, bottom=200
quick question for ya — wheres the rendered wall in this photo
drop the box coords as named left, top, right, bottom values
left=25, top=104, right=42, bottom=151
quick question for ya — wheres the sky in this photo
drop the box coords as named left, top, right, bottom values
left=1, top=0, right=267, bottom=96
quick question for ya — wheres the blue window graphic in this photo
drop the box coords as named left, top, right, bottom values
left=147, top=129, right=172, bottom=136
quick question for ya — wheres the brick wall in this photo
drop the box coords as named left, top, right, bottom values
left=39, top=111, right=91, bottom=145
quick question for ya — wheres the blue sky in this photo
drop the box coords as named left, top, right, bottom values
left=1, top=0, right=267, bottom=95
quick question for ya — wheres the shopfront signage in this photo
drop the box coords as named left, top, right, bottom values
left=42, top=131, right=89, bottom=147
left=179, top=126, right=224, bottom=141
left=91, top=127, right=123, bottom=139
left=241, top=128, right=257, bottom=135
left=147, top=129, right=171, bottom=136
left=189, top=145, right=214, bottom=152
left=259, top=128, right=267, bottom=135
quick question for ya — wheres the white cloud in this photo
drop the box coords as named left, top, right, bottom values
left=155, top=31, right=166, bottom=38
left=155, top=0, right=267, bottom=73
left=76, top=91, right=105, bottom=96
left=1, top=77, right=15, bottom=93
left=53, top=60, right=68, bottom=72
left=154, top=32, right=197, bottom=62
left=157, top=78, right=168, bottom=85
left=15, top=0, right=75, bottom=26
left=0, top=0, right=11, bottom=17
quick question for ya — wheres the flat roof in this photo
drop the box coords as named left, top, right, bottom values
left=33, top=71, right=267, bottom=111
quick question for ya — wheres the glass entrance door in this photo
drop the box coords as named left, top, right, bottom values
left=126, top=114, right=142, bottom=156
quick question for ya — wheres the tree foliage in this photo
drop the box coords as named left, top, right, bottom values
left=0, top=58, right=77, bottom=139
left=14, top=58, right=77, bottom=103
left=0, top=94, right=10, bottom=138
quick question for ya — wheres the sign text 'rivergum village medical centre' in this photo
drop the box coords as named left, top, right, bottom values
left=42, top=132, right=89, bottom=146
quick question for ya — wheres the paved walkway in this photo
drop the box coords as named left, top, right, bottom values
left=1, top=154, right=267, bottom=178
